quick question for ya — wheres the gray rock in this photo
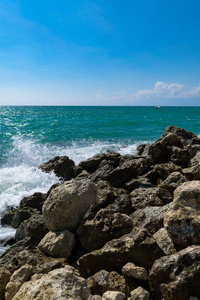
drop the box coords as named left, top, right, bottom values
left=42, top=178, right=97, bottom=231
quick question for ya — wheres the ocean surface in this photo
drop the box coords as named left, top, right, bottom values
left=0, top=105, right=200, bottom=255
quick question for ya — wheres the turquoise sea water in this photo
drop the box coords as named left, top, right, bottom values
left=0, top=106, right=200, bottom=254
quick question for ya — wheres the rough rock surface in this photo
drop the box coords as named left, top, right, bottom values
left=43, top=178, right=97, bottom=231
left=5, top=264, right=33, bottom=300
left=121, top=263, right=147, bottom=280
left=77, top=209, right=133, bottom=251
left=12, top=266, right=90, bottom=300
left=130, top=188, right=164, bottom=211
left=102, top=291, right=125, bottom=300
left=0, top=267, right=11, bottom=300
left=38, top=229, right=75, bottom=258
left=164, top=180, right=200, bottom=248
left=149, top=245, right=200, bottom=300
left=39, top=155, right=75, bottom=180
left=87, top=270, right=127, bottom=296
left=128, top=287, right=150, bottom=300
left=77, top=228, right=164, bottom=277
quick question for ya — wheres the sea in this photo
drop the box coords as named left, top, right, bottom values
left=0, top=105, right=200, bottom=256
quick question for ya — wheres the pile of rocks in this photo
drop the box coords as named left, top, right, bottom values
left=1, top=125, right=200, bottom=300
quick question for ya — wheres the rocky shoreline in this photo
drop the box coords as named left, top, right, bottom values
left=0, top=125, right=200, bottom=300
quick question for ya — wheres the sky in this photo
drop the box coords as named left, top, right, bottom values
left=0, top=0, right=200, bottom=106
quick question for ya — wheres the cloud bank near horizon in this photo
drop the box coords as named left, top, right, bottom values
left=134, top=82, right=200, bottom=99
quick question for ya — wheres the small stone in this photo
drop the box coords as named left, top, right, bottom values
left=129, top=287, right=150, bottom=300
left=102, top=291, right=125, bottom=300
left=122, top=263, right=147, bottom=280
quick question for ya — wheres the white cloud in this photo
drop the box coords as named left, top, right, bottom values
left=134, top=81, right=190, bottom=99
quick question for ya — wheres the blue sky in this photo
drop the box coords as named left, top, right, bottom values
left=0, top=0, right=200, bottom=105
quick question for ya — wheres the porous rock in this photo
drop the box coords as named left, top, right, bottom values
left=19, top=192, right=47, bottom=212
left=42, top=178, right=97, bottom=231
left=87, top=269, right=127, bottom=296
left=164, top=180, right=200, bottom=248
left=102, top=291, right=125, bottom=300
left=38, top=229, right=75, bottom=258
left=130, top=187, right=164, bottom=211
left=0, top=267, right=11, bottom=300
left=5, top=264, right=33, bottom=300
left=77, top=228, right=164, bottom=277
left=149, top=245, right=200, bottom=300
left=128, top=286, right=150, bottom=300
left=11, top=207, right=40, bottom=228
left=153, top=228, right=176, bottom=255
left=12, top=265, right=90, bottom=300
left=39, top=155, right=75, bottom=180
left=121, top=263, right=147, bottom=280
left=130, top=204, right=171, bottom=235
left=77, top=208, right=133, bottom=251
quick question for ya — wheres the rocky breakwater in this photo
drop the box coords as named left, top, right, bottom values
left=1, top=125, right=200, bottom=299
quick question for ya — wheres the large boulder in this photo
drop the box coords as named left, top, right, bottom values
left=39, top=156, right=75, bottom=180
left=0, top=267, right=11, bottom=300
left=149, top=245, right=200, bottom=300
left=12, top=266, right=90, bottom=300
left=77, top=209, right=133, bottom=251
left=19, top=192, right=47, bottom=212
left=164, top=180, right=200, bottom=248
left=11, top=207, right=40, bottom=228
left=77, top=228, right=164, bottom=277
left=42, top=178, right=98, bottom=231
left=130, top=188, right=164, bottom=211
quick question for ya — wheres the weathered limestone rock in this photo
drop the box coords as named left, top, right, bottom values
left=1, top=208, right=16, bottom=226
left=12, top=266, right=90, bottom=300
left=149, top=245, right=200, bottom=300
left=43, top=178, right=97, bottom=231
left=87, top=270, right=127, bottom=296
left=130, top=204, right=170, bottom=235
left=154, top=162, right=182, bottom=180
left=183, top=164, right=200, bottom=180
left=130, top=188, right=164, bottom=211
left=88, top=295, right=102, bottom=300
left=163, top=125, right=197, bottom=141
left=0, top=267, right=11, bottom=300
left=153, top=228, right=176, bottom=255
left=164, top=180, right=200, bottom=248
left=121, top=263, right=147, bottom=280
left=0, top=238, right=67, bottom=275
left=27, top=214, right=49, bottom=238
left=19, top=192, right=47, bottom=212
left=77, top=228, right=164, bottom=277
left=39, top=155, right=75, bottom=180
left=38, top=229, right=75, bottom=258
left=128, top=287, right=150, bottom=300
left=102, top=291, right=125, bottom=300
left=5, top=264, right=33, bottom=300
left=15, top=220, right=29, bottom=242
left=79, top=152, right=120, bottom=172
left=12, top=207, right=40, bottom=228
left=77, top=209, right=133, bottom=251
left=161, top=171, right=188, bottom=194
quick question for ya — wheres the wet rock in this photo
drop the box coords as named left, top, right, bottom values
left=77, top=228, right=164, bottom=277
left=130, top=188, right=164, bottom=211
left=1, top=208, right=16, bottom=226
left=38, top=229, right=75, bottom=258
left=164, top=181, right=200, bottom=248
left=128, top=287, right=150, bottom=300
left=77, top=209, right=133, bottom=251
left=0, top=267, right=11, bottom=300
left=122, top=263, right=147, bottom=280
left=153, top=228, right=176, bottom=255
left=39, top=155, right=75, bottom=180
left=12, top=207, right=40, bottom=229
left=12, top=265, right=90, bottom=300
left=87, top=270, right=127, bottom=296
left=43, top=178, right=97, bottom=231
left=5, top=264, right=33, bottom=300
left=130, top=204, right=171, bottom=235
left=19, top=192, right=47, bottom=212
left=102, top=291, right=125, bottom=300
left=149, top=245, right=200, bottom=300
